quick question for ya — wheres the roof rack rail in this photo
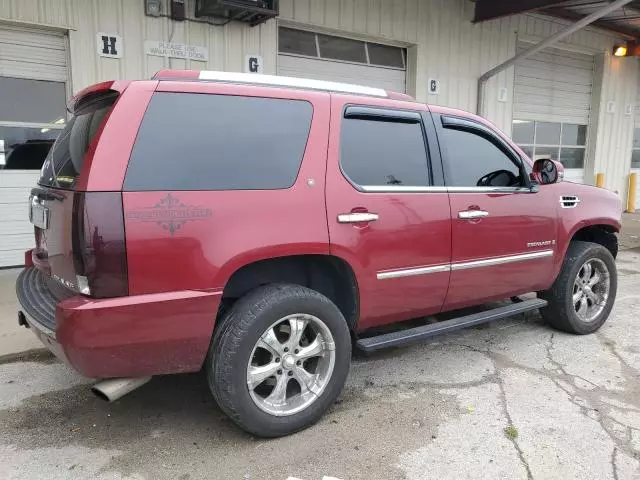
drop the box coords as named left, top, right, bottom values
left=152, top=69, right=389, bottom=98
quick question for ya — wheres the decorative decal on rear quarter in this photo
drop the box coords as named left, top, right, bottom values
left=127, top=193, right=212, bottom=235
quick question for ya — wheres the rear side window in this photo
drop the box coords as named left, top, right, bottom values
left=123, top=93, right=313, bottom=191
left=39, top=91, right=118, bottom=190
left=340, top=115, right=430, bottom=187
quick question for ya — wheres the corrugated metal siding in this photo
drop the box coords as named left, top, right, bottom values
left=636, top=74, right=640, bottom=128
left=279, top=0, right=519, bottom=134
left=591, top=54, right=639, bottom=195
left=0, top=0, right=637, bottom=192
left=1, top=0, right=277, bottom=91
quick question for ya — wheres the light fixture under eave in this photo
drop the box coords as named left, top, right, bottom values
left=614, top=44, right=628, bottom=57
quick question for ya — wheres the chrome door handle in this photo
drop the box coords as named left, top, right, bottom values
left=458, top=210, right=489, bottom=219
left=337, top=212, right=379, bottom=224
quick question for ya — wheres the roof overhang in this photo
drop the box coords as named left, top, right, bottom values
left=473, top=0, right=640, bottom=39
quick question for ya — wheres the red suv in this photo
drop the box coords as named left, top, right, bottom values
left=17, top=70, right=622, bottom=437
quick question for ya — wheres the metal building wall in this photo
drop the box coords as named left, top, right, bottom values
left=0, top=0, right=277, bottom=92
left=591, top=55, right=639, bottom=194
left=0, top=0, right=637, bottom=193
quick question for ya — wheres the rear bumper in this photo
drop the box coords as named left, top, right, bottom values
left=16, top=267, right=222, bottom=378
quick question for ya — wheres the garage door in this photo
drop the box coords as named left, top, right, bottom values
left=0, top=25, right=68, bottom=267
left=278, top=27, right=406, bottom=93
left=512, top=42, right=595, bottom=184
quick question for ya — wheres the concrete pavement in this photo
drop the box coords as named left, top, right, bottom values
left=0, top=249, right=639, bottom=478
left=0, top=268, right=41, bottom=359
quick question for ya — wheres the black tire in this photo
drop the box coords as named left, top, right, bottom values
left=539, top=241, right=617, bottom=334
left=206, top=284, right=351, bottom=437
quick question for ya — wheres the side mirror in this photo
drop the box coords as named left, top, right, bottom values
left=531, top=158, right=564, bottom=185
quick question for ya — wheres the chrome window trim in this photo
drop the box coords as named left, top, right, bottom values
left=361, top=185, right=447, bottom=193
left=447, top=186, right=532, bottom=193
left=360, top=185, right=533, bottom=194
left=376, top=250, right=554, bottom=280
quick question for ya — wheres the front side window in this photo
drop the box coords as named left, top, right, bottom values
left=124, top=93, right=313, bottom=191
left=441, top=127, right=522, bottom=187
left=340, top=116, right=430, bottom=187
left=513, top=120, right=587, bottom=169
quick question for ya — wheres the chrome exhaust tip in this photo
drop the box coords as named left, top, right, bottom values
left=91, top=377, right=152, bottom=402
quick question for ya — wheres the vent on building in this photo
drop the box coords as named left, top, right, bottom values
left=195, top=0, right=278, bottom=26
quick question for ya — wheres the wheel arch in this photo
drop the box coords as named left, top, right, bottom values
left=568, top=222, right=619, bottom=259
left=220, top=254, right=360, bottom=332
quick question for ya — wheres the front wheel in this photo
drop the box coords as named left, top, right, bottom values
left=207, top=284, right=351, bottom=437
left=539, top=241, right=617, bottom=334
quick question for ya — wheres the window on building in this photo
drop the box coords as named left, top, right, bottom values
left=278, top=27, right=405, bottom=69
left=0, top=76, right=67, bottom=170
left=124, top=93, right=313, bottom=191
left=278, top=28, right=318, bottom=57
left=632, top=127, right=640, bottom=170
left=340, top=116, right=430, bottom=187
left=441, top=127, right=522, bottom=187
left=512, top=120, right=587, bottom=169
left=317, top=34, right=367, bottom=63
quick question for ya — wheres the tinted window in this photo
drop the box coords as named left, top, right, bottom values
left=512, top=120, right=534, bottom=144
left=124, top=93, right=313, bottom=191
left=39, top=92, right=117, bottom=189
left=279, top=28, right=318, bottom=57
left=317, top=34, right=366, bottom=63
left=341, top=117, right=429, bottom=187
left=441, top=127, right=522, bottom=187
left=367, top=43, right=404, bottom=68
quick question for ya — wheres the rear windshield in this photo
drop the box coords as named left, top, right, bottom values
left=38, top=91, right=118, bottom=190
left=123, top=92, right=313, bottom=191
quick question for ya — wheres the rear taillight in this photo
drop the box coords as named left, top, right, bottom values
left=72, top=192, right=128, bottom=298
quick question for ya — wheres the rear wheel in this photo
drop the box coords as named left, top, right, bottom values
left=539, top=241, right=617, bottom=334
left=207, top=284, right=351, bottom=437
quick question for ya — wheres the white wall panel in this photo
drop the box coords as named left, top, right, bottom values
left=591, top=55, right=640, bottom=196
left=0, top=0, right=637, bottom=195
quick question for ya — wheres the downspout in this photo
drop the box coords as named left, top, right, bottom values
left=476, top=0, right=634, bottom=117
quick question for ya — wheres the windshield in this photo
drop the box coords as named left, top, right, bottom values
left=38, top=91, right=118, bottom=190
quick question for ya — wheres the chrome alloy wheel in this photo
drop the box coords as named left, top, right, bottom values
left=247, top=314, right=336, bottom=416
left=572, top=258, right=610, bottom=323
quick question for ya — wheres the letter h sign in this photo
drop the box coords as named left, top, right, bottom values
left=97, top=33, right=123, bottom=58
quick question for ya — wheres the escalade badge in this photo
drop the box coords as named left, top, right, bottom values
left=527, top=240, right=556, bottom=248
left=127, top=194, right=212, bottom=235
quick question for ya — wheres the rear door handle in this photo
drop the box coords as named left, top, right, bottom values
left=458, top=210, right=489, bottom=220
left=337, top=212, right=379, bottom=224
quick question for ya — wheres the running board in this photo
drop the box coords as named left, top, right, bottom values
left=356, top=298, right=548, bottom=353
